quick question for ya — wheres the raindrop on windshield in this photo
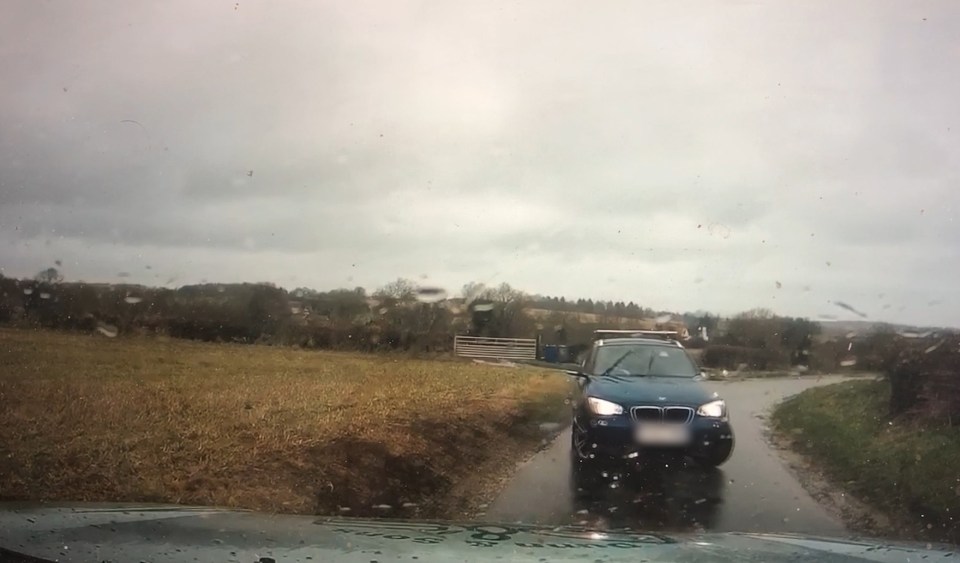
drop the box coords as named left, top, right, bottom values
left=96, top=323, right=119, bottom=338
left=415, top=286, right=447, bottom=303
left=39, top=292, right=51, bottom=300
left=706, top=223, right=731, bottom=239
left=124, top=296, right=143, bottom=304
left=23, top=288, right=34, bottom=295
left=655, top=313, right=672, bottom=324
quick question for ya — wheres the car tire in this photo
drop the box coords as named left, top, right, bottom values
left=570, top=426, right=602, bottom=496
left=697, top=438, right=734, bottom=467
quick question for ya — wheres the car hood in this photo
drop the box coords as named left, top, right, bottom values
left=1, top=503, right=955, bottom=562
left=587, top=375, right=715, bottom=407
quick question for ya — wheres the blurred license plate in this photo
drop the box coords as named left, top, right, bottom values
left=635, top=424, right=690, bottom=445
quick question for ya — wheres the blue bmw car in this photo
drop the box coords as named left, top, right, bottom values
left=567, top=333, right=734, bottom=487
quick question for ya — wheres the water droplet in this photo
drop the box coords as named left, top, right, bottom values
left=39, top=292, right=51, bottom=300
left=415, top=286, right=447, bottom=303
left=694, top=498, right=707, bottom=505
left=707, top=223, right=731, bottom=239
left=96, top=323, right=119, bottom=338
left=373, top=504, right=392, bottom=510
left=378, top=307, right=388, bottom=315
left=401, top=502, right=417, bottom=508
left=116, top=272, right=130, bottom=278
left=655, top=314, right=672, bottom=324
left=472, top=303, right=495, bottom=312
left=23, top=288, right=33, bottom=295
left=124, top=296, right=143, bottom=304
left=338, top=506, right=351, bottom=513
left=775, top=281, right=782, bottom=289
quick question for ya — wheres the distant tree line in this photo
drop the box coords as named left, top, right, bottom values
left=527, top=295, right=654, bottom=318
left=10, top=268, right=947, bottom=386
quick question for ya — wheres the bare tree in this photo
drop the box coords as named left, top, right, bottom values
left=374, top=278, right=417, bottom=302
left=460, top=281, right=486, bottom=305
left=34, top=267, right=63, bottom=284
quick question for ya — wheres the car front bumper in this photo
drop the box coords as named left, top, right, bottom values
left=575, top=413, right=734, bottom=462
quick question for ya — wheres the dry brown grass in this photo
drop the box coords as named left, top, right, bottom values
left=0, top=328, right=571, bottom=517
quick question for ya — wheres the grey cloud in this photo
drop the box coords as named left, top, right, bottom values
left=2, top=0, right=959, bottom=326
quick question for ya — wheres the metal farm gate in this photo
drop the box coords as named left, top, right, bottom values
left=453, top=335, right=537, bottom=361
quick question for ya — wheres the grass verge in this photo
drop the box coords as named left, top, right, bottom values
left=771, top=379, right=960, bottom=542
left=0, top=328, right=573, bottom=518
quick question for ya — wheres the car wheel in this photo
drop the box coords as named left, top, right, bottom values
left=697, top=438, right=734, bottom=467
left=570, top=424, right=602, bottom=496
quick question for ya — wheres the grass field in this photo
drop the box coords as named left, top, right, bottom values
left=0, top=328, right=572, bottom=517
left=772, top=379, right=960, bottom=542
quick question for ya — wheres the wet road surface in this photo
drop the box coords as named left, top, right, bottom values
left=486, top=375, right=851, bottom=536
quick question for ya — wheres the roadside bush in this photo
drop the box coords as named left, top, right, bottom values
left=884, top=335, right=960, bottom=422
left=773, top=379, right=960, bottom=543
left=701, top=344, right=789, bottom=370
left=806, top=340, right=844, bottom=372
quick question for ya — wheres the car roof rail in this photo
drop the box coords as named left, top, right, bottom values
left=593, top=329, right=681, bottom=342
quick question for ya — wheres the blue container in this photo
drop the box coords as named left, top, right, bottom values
left=542, top=345, right=559, bottom=363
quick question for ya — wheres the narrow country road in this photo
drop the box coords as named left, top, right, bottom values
left=486, top=375, right=851, bottom=536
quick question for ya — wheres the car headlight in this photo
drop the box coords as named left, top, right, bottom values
left=697, top=399, right=726, bottom=418
left=587, top=397, right=624, bottom=416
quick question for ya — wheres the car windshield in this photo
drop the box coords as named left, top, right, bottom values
left=3, top=1, right=960, bottom=560
left=594, top=345, right=698, bottom=377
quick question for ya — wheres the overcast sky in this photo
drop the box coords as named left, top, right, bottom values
left=2, top=1, right=958, bottom=326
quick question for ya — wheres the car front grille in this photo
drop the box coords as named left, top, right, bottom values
left=630, top=406, right=694, bottom=425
